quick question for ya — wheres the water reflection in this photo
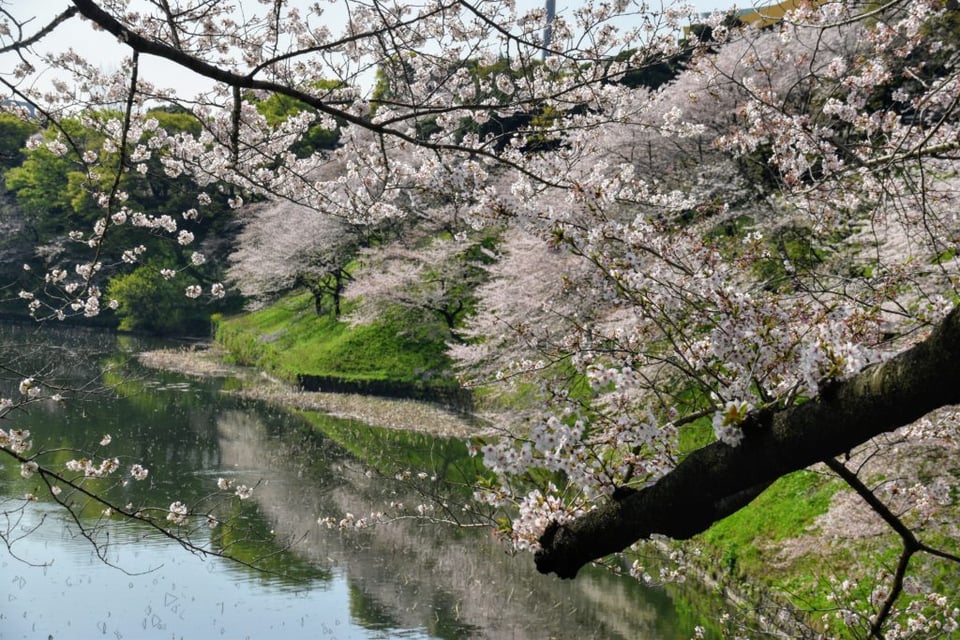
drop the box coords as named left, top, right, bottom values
left=214, top=402, right=710, bottom=639
left=0, top=324, right=719, bottom=639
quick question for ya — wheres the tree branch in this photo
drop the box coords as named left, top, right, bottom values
left=66, top=0, right=567, bottom=188
left=824, top=457, right=960, bottom=638
left=0, top=6, right=79, bottom=56
left=535, top=306, right=960, bottom=578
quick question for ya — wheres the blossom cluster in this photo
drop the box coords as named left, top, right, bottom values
left=216, top=477, right=254, bottom=500
left=65, top=456, right=121, bottom=478
left=0, top=428, right=32, bottom=455
left=317, top=511, right=385, bottom=531
left=503, top=485, right=585, bottom=552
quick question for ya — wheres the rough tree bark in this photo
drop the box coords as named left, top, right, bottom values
left=535, top=306, right=960, bottom=579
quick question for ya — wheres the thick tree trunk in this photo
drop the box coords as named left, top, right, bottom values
left=535, top=306, right=960, bottom=579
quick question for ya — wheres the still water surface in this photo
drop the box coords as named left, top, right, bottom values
left=0, top=324, right=720, bottom=639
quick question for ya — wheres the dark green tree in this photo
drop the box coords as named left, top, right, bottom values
left=0, top=112, right=38, bottom=171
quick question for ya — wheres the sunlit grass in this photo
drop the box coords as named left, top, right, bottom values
left=696, top=469, right=842, bottom=589
left=213, top=290, right=453, bottom=388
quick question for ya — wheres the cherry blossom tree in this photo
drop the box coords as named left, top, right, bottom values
left=227, top=199, right=368, bottom=316
left=449, top=226, right=603, bottom=381
left=1, top=1, right=960, bottom=636
left=343, top=231, right=492, bottom=340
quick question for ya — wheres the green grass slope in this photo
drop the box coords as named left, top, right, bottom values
left=214, top=290, right=456, bottom=390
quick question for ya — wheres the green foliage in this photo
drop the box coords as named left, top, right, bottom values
left=4, top=123, right=90, bottom=234
left=0, top=112, right=37, bottom=170
left=147, top=106, right=203, bottom=137
left=107, top=260, right=212, bottom=335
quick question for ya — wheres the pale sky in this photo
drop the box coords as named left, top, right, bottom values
left=4, top=0, right=727, bottom=100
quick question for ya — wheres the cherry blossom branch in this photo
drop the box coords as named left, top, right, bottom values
left=535, top=304, right=960, bottom=578
left=824, top=457, right=960, bottom=639
left=1, top=443, right=282, bottom=575
left=154, top=0, right=182, bottom=50
left=246, top=0, right=457, bottom=80
left=65, top=0, right=569, bottom=188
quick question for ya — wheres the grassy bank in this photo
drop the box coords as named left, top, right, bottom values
left=685, top=438, right=960, bottom=638
left=213, top=290, right=457, bottom=391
